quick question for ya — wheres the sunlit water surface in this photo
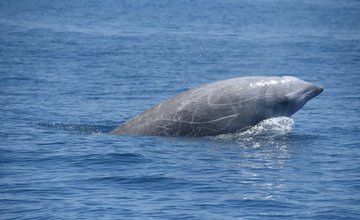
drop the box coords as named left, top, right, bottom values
left=1, top=0, right=359, bottom=219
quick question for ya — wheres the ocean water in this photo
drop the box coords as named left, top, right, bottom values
left=1, top=0, right=360, bottom=219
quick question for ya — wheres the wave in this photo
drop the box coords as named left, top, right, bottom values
left=34, top=122, right=114, bottom=135
left=35, top=117, right=294, bottom=141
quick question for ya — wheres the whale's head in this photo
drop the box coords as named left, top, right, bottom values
left=265, top=76, right=323, bottom=117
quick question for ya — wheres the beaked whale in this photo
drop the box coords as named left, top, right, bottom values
left=112, top=76, right=323, bottom=137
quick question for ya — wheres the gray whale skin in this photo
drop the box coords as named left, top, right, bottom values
left=112, top=76, right=323, bottom=137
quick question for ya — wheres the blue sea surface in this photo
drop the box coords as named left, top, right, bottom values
left=1, top=0, right=360, bottom=219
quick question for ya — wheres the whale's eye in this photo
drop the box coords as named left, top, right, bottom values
left=265, top=96, right=288, bottom=107
left=276, top=97, right=289, bottom=105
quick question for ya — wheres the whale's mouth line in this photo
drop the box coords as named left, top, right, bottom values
left=287, top=84, right=323, bottom=103
left=303, top=85, right=323, bottom=100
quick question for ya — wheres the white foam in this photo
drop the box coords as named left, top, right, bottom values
left=214, top=117, right=294, bottom=144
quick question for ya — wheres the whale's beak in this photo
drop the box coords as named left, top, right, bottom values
left=284, top=82, right=323, bottom=116
left=315, top=85, right=324, bottom=94
left=311, top=84, right=324, bottom=97
left=300, top=84, right=324, bottom=104
left=285, top=83, right=324, bottom=108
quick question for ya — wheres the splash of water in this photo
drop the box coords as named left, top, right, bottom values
left=215, top=117, right=294, bottom=146
left=238, top=117, right=294, bottom=137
